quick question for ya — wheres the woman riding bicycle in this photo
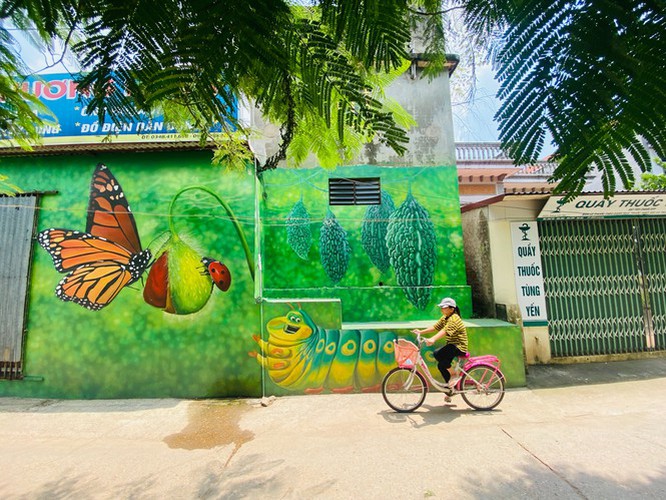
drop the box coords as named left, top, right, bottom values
left=412, top=297, right=468, bottom=388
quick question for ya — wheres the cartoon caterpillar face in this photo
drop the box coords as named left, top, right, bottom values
left=250, top=307, right=440, bottom=394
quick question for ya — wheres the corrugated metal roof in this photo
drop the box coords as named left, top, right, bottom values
left=0, top=195, right=38, bottom=378
left=457, top=167, right=520, bottom=183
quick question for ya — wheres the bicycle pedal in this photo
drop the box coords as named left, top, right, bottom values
left=444, top=395, right=452, bottom=403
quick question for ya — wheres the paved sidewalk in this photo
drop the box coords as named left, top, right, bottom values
left=1, top=361, right=665, bottom=499
left=526, top=356, right=666, bottom=388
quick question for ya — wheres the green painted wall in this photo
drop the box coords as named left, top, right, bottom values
left=0, top=151, right=260, bottom=398
left=0, top=155, right=524, bottom=399
left=465, top=319, right=526, bottom=387
left=260, top=165, right=472, bottom=322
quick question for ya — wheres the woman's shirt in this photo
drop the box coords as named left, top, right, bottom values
left=432, top=313, right=468, bottom=352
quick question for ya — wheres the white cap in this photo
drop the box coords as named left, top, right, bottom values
left=437, top=297, right=457, bottom=308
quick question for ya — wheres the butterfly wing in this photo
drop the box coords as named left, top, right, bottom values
left=87, top=163, right=143, bottom=254
left=39, top=229, right=133, bottom=272
left=38, top=228, right=152, bottom=310
left=56, top=261, right=134, bottom=311
left=39, top=165, right=151, bottom=311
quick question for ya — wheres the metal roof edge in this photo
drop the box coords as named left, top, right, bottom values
left=460, top=194, right=506, bottom=213
left=0, top=190, right=58, bottom=197
left=0, top=141, right=214, bottom=157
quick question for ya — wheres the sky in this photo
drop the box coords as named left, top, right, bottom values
left=450, top=64, right=502, bottom=143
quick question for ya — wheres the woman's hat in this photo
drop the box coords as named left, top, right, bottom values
left=437, top=297, right=457, bottom=308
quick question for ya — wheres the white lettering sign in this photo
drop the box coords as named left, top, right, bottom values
left=511, top=222, right=548, bottom=326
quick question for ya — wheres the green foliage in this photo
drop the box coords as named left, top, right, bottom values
left=210, top=131, right=255, bottom=173
left=286, top=197, right=313, bottom=260
left=460, top=0, right=666, bottom=197
left=0, top=0, right=421, bottom=168
left=0, top=173, right=23, bottom=195
left=319, top=208, right=351, bottom=284
left=635, top=171, right=666, bottom=191
left=2, top=1, right=664, bottom=195
left=361, top=190, right=395, bottom=273
left=386, top=192, right=437, bottom=310
left=0, top=25, right=54, bottom=148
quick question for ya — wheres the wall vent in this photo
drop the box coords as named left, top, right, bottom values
left=328, top=177, right=381, bottom=206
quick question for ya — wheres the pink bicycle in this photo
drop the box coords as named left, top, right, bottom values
left=381, top=333, right=506, bottom=412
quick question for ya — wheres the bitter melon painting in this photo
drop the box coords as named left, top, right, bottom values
left=261, top=165, right=471, bottom=323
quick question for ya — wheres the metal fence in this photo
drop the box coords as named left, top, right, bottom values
left=0, top=195, right=39, bottom=379
left=539, top=218, right=665, bottom=357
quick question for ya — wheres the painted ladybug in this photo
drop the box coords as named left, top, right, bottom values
left=201, top=257, right=232, bottom=292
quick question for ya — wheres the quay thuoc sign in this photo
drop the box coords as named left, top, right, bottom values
left=539, top=193, right=666, bottom=219
left=3, top=73, right=236, bottom=146
left=510, top=222, right=548, bottom=327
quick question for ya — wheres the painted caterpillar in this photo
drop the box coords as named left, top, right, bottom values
left=250, top=307, right=440, bottom=394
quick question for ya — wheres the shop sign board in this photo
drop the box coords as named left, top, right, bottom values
left=510, top=221, right=548, bottom=326
left=1, top=73, right=236, bottom=146
left=539, top=194, right=666, bottom=219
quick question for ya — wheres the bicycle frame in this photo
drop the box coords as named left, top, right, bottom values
left=383, top=334, right=506, bottom=412
left=401, top=335, right=503, bottom=395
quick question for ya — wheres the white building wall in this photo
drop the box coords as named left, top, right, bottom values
left=488, top=197, right=551, bottom=363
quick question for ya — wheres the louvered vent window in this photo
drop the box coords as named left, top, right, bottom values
left=328, top=177, right=381, bottom=205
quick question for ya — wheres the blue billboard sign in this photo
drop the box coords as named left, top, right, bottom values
left=14, top=73, right=236, bottom=144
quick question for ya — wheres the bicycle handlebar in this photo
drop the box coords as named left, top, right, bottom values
left=411, top=332, right=428, bottom=346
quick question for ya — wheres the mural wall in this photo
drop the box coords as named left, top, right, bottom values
left=253, top=301, right=526, bottom=396
left=253, top=164, right=482, bottom=396
left=253, top=300, right=444, bottom=396
left=0, top=151, right=260, bottom=398
left=260, top=165, right=472, bottom=322
left=0, top=155, right=522, bottom=399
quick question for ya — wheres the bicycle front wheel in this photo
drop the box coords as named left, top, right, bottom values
left=460, top=364, right=505, bottom=411
left=381, top=367, right=427, bottom=413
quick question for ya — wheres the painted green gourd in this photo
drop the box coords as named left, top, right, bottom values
left=361, top=190, right=395, bottom=273
left=386, top=192, right=437, bottom=309
left=286, top=197, right=312, bottom=260
left=319, top=208, right=351, bottom=283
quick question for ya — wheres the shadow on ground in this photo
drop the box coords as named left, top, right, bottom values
left=526, top=356, right=666, bottom=389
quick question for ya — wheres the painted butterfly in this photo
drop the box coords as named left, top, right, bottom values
left=38, top=164, right=152, bottom=311
left=201, top=257, right=232, bottom=292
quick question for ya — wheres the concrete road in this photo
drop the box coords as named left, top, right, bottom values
left=0, top=378, right=665, bottom=499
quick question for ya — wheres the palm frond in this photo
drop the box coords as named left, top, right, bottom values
left=479, top=0, right=666, bottom=196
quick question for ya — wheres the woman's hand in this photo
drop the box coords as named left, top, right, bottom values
left=411, top=328, right=421, bottom=335
left=424, top=337, right=435, bottom=346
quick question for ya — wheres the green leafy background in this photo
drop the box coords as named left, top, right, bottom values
left=0, top=151, right=261, bottom=398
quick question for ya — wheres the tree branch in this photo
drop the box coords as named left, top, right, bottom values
left=256, top=75, right=295, bottom=175
left=408, top=6, right=465, bottom=16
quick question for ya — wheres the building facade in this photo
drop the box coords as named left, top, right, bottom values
left=0, top=63, right=525, bottom=399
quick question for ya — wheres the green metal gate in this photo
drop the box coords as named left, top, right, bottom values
left=637, top=218, right=666, bottom=351
left=539, top=218, right=666, bottom=357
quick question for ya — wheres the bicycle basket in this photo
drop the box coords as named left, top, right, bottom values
left=394, top=339, right=420, bottom=368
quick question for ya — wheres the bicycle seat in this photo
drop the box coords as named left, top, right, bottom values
left=458, top=352, right=470, bottom=359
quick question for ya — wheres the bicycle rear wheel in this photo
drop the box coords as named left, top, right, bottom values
left=381, top=367, right=427, bottom=413
left=460, top=364, right=505, bottom=410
